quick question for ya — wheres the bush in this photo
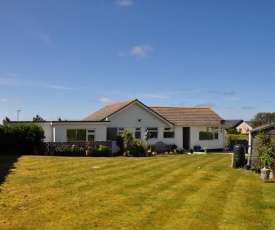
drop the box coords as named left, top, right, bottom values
left=128, top=143, right=146, bottom=157
left=93, top=145, right=112, bottom=157
left=0, top=124, right=45, bottom=155
left=229, top=134, right=248, bottom=141
left=256, top=132, right=275, bottom=169
left=54, top=144, right=85, bottom=156
left=178, top=148, right=185, bottom=154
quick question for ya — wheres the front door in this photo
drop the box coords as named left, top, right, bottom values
left=182, top=127, right=190, bottom=150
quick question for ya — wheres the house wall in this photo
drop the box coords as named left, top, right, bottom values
left=190, top=126, right=224, bottom=150
left=108, top=103, right=168, bottom=129
left=38, top=123, right=53, bottom=142
left=108, top=103, right=174, bottom=145
left=107, top=103, right=225, bottom=150
left=34, top=122, right=108, bottom=142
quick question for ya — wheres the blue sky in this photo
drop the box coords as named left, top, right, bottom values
left=1, top=0, right=275, bottom=122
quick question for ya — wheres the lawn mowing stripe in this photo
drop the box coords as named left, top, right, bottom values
left=217, top=170, right=266, bottom=230
left=168, top=165, right=240, bottom=229
left=262, top=182, right=275, bottom=229
left=36, top=155, right=221, bottom=229
left=125, top=155, right=232, bottom=229
left=78, top=155, right=230, bottom=229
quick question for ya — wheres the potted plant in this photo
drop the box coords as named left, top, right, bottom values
left=85, top=142, right=92, bottom=156
left=147, top=145, right=153, bottom=157
left=204, top=147, right=209, bottom=153
left=260, top=151, right=274, bottom=182
left=171, top=144, right=177, bottom=153
left=189, top=148, right=193, bottom=154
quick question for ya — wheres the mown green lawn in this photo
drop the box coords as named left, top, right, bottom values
left=0, top=154, right=274, bottom=230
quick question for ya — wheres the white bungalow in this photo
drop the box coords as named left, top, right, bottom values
left=11, top=99, right=226, bottom=151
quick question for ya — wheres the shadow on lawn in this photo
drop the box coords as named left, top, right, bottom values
left=0, top=155, right=20, bottom=185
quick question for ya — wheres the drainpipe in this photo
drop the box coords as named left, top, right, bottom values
left=247, top=132, right=252, bottom=166
left=51, top=122, right=55, bottom=142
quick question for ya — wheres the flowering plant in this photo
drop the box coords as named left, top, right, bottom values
left=204, top=147, right=208, bottom=151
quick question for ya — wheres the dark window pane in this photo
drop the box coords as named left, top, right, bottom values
left=67, top=129, right=86, bottom=141
left=164, top=132, right=175, bottom=138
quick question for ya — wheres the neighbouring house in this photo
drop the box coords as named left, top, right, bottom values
left=236, top=121, right=252, bottom=134
left=10, top=99, right=226, bottom=152
left=248, top=122, right=275, bottom=166
left=226, top=119, right=252, bottom=134
left=226, top=120, right=243, bottom=131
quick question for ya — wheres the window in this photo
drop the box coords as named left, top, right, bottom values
left=147, top=128, right=158, bottom=139
left=87, top=129, right=95, bottom=141
left=107, top=128, right=117, bottom=141
left=117, top=128, right=124, bottom=135
left=67, top=129, right=86, bottom=141
left=135, top=128, right=141, bottom=139
left=164, top=128, right=175, bottom=138
left=199, top=127, right=219, bottom=140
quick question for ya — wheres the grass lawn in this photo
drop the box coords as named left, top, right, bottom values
left=0, top=154, right=275, bottom=230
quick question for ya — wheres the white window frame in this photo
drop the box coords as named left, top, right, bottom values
left=135, top=128, right=141, bottom=139
left=87, top=129, right=96, bottom=141
left=163, top=128, right=175, bottom=138
left=199, top=127, right=219, bottom=140
left=117, top=128, right=125, bottom=135
left=147, top=127, right=158, bottom=139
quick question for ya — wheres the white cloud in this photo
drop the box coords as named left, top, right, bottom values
left=0, top=75, right=74, bottom=90
left=0, top=98, right=23, bottom=103
left=131, top=44, right=153, bottom=59
left=115, top=0, right=134, bottom=7
left=45, top=84, right=74, bottom=90
left=96, top=97, right=117, bottom=104
left=0, top=77, right=19, bottom=85
left=29, top=81, right=74, bottom=90
left=194, top=103, right=216, bottom=108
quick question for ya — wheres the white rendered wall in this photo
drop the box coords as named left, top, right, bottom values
left=38, top=123, right=53, bottom=142
left=52, top=123, right=107, bottom=142
left=190, top=126, right=224, bottom=150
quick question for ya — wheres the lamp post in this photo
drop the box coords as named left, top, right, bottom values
left=17, top=110, right=21, bottom=121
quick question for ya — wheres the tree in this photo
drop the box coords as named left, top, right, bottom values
left=250, top=112, right=275, bottom=128
left=227, top=127, right=241, bottom=134
left=33, top=115, right=45, bottom=121
left=2, top=116, right=10, bottom=125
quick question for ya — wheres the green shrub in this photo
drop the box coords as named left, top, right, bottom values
left=225, top=135, right=231, bottom=151
left=54, top=144, right=85, bottom=156
left=229, top=134, right=248, bottom=141
left=93, top=145, right=112, bottom=157
left=0, top=123, right=45, bottom=155
left=256, top=132, right=275, bottom=169
left=178, top=148, right=185, bottom=154
left=129, top=142, right=146, bottom=157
